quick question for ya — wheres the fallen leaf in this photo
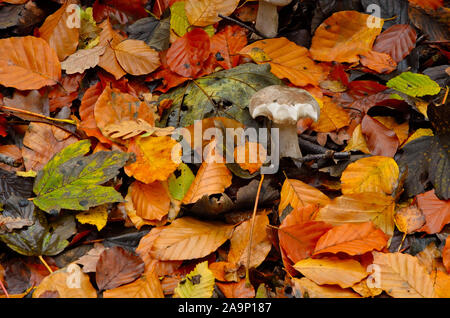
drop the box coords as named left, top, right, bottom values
left=76, top=205, right=109, bottom=231
left=210, top=25, right=247, bottom=70
left=293, top=257, right=368, bottom=288
left=360, top=50, right=397, bottom=74
left=96, top=246, right=145, bottom=291
left=174, top=261, right=215, bottom=298
left=114, top=39, right=161, bottom=75
left=361, top=115, right=399, bottom=157
left=387, top=72, right=441, bottom=97
left=61, top=46, right=106, bottom=74
left=372, top=24, right=417, bottom=63
left=129, top=181, right=170, bottom=221
left=416, top=190, right=450, bottom=234
left=292, top=277, right=361, bottom=298
left=185, top=0, right=240, bottom=27
left=310, top=97, right=350, bottom=133
left=394, top=204, right=426, bottom=234
left=75, top=243, right=106, bottom=273
left=103, top=271, right=164, bottom=298
left=408, top=0, right=443, bottom=10
left=97, top=19, right=126, bottom=79
left=216, top=279, right=255, bottom=298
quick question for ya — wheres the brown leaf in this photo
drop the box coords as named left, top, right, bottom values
left=103, top=271, right=164, bottom=298
left=216, top=279, right=255, bottom=298
left=61, top=46, right=106, bottom=75
left=96, top=246, right=145, bottom=291
left=373, top=24, right=417, bottom=63
left=361, top=115, right=399, bottom=157
left=417, top=190, right=450, bottom=234
left=75, top=243, right=106, bottom=273
left=97, top=19, right=126, bottom=79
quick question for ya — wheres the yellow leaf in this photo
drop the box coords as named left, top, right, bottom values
left=149, top=217, right=234, bottom=261
left=185, top=0, right=240, bottom=27
left=315, top=192, right=395, bottom=236
left=394, top=204, right=426, bottom=234
left=293, top=258, right=368, bottom=288
left=33, top=264, right=97, bottom=298
left=341, top=156, right=399, bottom=195
left=310, top=11, right=383, bottom=63
left=125, top=135, right=181, bottom=184
left=292, top=277, right=361, bottom=298
left=372, top=251, right=437, bottom=298
left=113, top=39, right=161, bottom=76
left=174, top=261, right=215, bottom=298
left=402, top=128, right=434, bottom=148
left=352, top=278, right=382, bottom=298
left=103, top=271, right=164, bottom=298
left=344, top=124, right=370, bottom=154
left=279, top=178, right=330, bottom=216
left=76, top=205, right=108, bottom=231
left=240, top=37, right=326, bottom=87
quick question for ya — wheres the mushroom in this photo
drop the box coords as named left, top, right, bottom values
left=248, top=85, right=320, bottom=160
left=255, top=0, right=292, bottom=38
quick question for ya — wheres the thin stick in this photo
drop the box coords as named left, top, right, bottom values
left=245, top=174, right=265, bottom=286
left=442, top=86, right=449, bottom=105
left=0, top=278, right=9, bottom=298
left=218, top=14, right=267, bottom=39
left=39, top=256, right=54, bottom=274
left=0, top=106, right=76, bottom=125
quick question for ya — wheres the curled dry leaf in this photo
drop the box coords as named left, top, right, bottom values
left=394, top=204, right=426, bottom=234
left=292, top=277, right=361, bottom=298
left=61, top=45, right=106, bottom=75
left=103, top=119, right=174, bottom=140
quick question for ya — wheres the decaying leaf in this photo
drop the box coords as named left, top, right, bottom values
left=174, top=261, right=215, bottom=298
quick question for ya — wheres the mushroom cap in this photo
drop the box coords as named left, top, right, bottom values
left=261, top=0, right=292, bottom=6
left=248, top=85, right=320, bottom=125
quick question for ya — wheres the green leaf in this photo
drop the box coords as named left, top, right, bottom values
left=174, top=261, right=215, bottom=298
left=33, top=140, right=130, bottom=213
left=0, top=196, right=76, bottom=256
left=158, top=63, right=282, bottom=127
left=170, top=1, right=214, bottom=37
left=168, top=163, right=195, bottom=200
left=386, top=72, right=441, bottom=97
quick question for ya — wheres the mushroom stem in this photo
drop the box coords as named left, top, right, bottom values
left=274, top=123, right=302, bottom=159
left=255, top=1, right=279, bottom=38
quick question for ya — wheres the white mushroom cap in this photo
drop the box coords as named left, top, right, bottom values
left=249, top=85, right=320, bottom=124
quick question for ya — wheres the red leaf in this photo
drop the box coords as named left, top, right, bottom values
left=0, top=115, right=7, bottom=137
left=373, top=25, right=417, bottom=63
left=278, top=221, right=332, bottom=264
left=210, top=25, right=247, bottom=70
left=417, top=190, right=450, bottom=234
left=361, top=115, right=399, bottom=157
left=166, top=28, right=211, bottom=78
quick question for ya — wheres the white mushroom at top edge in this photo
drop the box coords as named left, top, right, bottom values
left=255, top=0, right=293, bottom=38
left=249, top=85, right=320, bottom=160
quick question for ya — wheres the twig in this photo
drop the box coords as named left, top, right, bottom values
left=298, top=136, right=329, bottom=154
left=0, top=153, right=21, bottom=167
left=218, top=14, right=267, bottom=39
left=245, top=174, right=265, bottom=287
left=0, top=106, right=76, bottom=125
left=0, top=278, right=9, bottom=298
left=297, top=150, right=351, bottom=163
left=39, top=255, right=54, bottom=274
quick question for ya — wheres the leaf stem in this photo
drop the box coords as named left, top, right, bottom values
left=39, top=255, right=54, bottom=274
left=0, top=278, right=9, bottom=298
left=245, top=174, right=265, bottom=287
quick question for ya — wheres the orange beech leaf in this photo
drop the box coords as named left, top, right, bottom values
left=394, top=204, right=426, bottom=234
left=372, top=251, right=437, bottom=298
left=416, top=190, right=450, bottom=234
left=240, top=37, right=326, bottom=87
left=310, top=97, right=350, bottom=133
left=22, top=122, right=79, bottom=171
left=113, top=39, right=161, bottom=76
left=0, top=36, right=60, bottom=90
left=97, top=19, right=126, bottom=80
left=233, top=141, right=266, bottom=174
left=373, top=25, right=417, bottom=63
left=280, top=204, right=320, bottom=228
left=185, top=0, right=240, bottom=27
left=209, top=262, right=239, bottom=282
left=361, top=115, right=399, bottom=157
left=228, top=213, right=271, bottom=269
left=292, top=277, right=361, bottom=298
left=216, top=279, right=255, bottom=298
left=129, top=181, right=170, bottom=221
left=315, top=192, right=396, bottom=237
left=313, top=222, right=389, bottom=256
left=310, top=11, right=383, bottom=63
left=340, top=156, right=399, bottom=195
left=182, top=140, right=232, bottom=204
left=210, top=25, right=247, bottom=70
left=278, top=221, right=332, bottom=263
left=279, top=179, right=330, bottom=216
left=148, top=217, right=235, bottom=261
left=166, top=28, right=211, bottom=78
left=48, top=73, right=83, bottom=112
left=443, top=239, right=450, bottom=273
left=293, top=257, right=368, bottom=289
left=103, top=271, right=164, bottom=298
left=434, top=270, right=450, bottom=298
left=93, top=86, right=155, bottom=139
left=125, top=135, right=180, bottom=184
left=360, top=50, right=397, bottom=74
left=124, top=193, right=166, bottom=229
left=408, top=0, right=444, bottom=10
left=39, top=1, right=79, bottom=61
left=78, top=82, right=112, bottom=145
